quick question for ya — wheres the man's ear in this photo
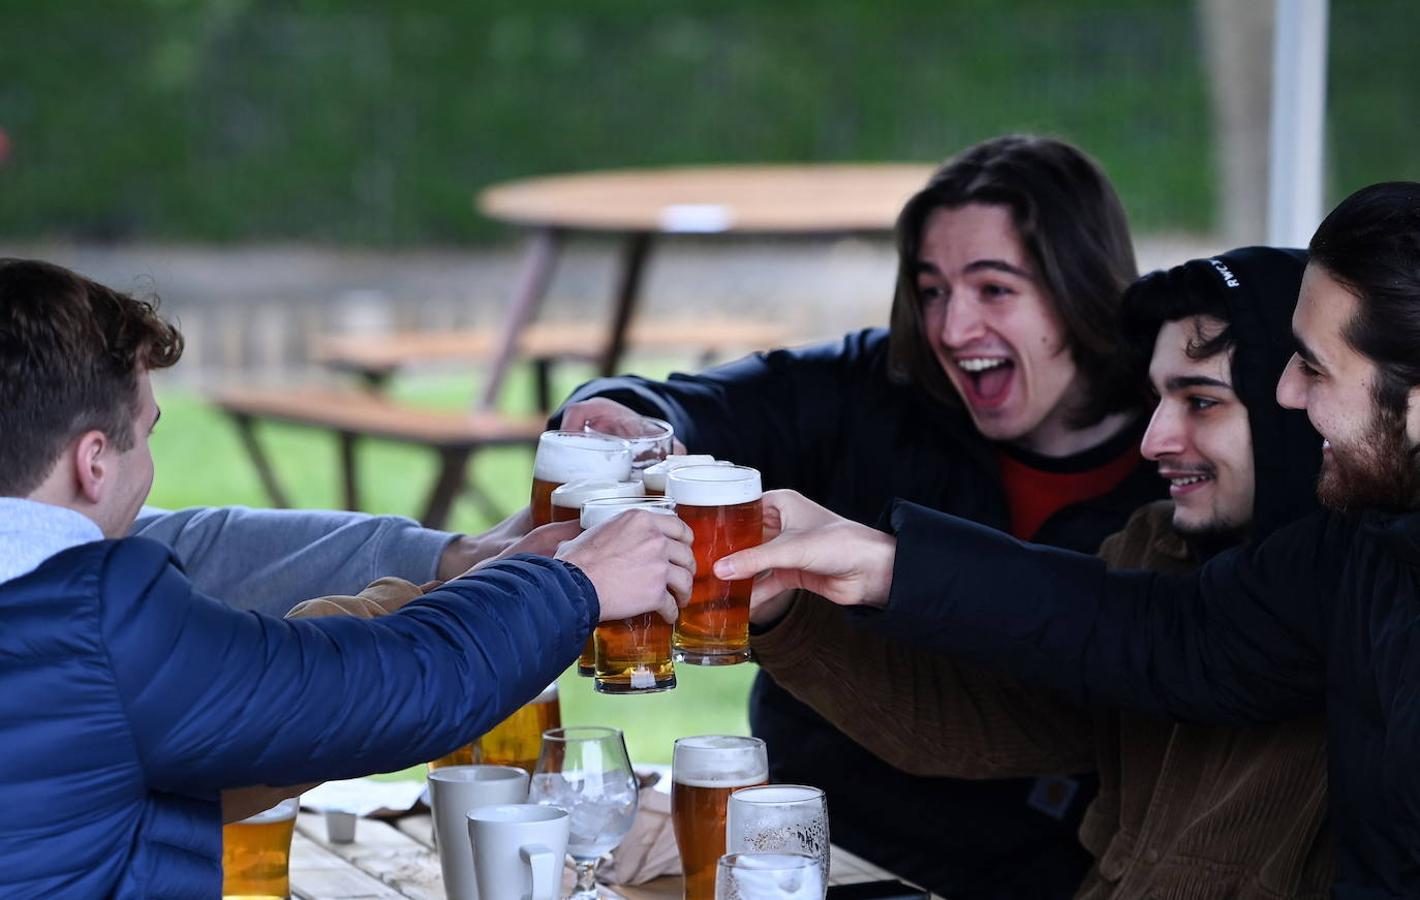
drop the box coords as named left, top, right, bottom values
left=72, top=430, right=112, bottom=505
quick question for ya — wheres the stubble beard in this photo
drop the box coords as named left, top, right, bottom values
left=1316, top=406, right=1420, bottom=514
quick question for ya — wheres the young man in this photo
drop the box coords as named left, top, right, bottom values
left=0, top=258, right=693, bottom=899
left=747, top=246, right=1336, bottom=897
left=556, top=135, right=1159, bottom=895
left=717, top=183, right=1420, bottom=895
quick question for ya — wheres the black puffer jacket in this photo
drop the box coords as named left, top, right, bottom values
left=559, top=329, right=1162, bottom=898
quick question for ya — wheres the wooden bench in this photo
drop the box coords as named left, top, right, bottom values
left=310, top=317, right=793, bottom=411
left=213, top=387, right=545, bottom=529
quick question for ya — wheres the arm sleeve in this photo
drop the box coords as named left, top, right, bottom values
left=751, top=594, right=1095, bottom=778
left=552, top=333, right=877, bottom=488
left=100, top=540, right=595, bottom=794
left=130, top=506, right=455, bottom=615
left=878, top=502, right=1338, bottom=726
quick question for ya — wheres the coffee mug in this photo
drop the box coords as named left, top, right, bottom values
left=427, top=765, right=530, bottom=900
left=467, top=804, right=571, bottom=900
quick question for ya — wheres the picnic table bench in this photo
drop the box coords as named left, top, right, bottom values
left=290, top=811, right=940, bottom=899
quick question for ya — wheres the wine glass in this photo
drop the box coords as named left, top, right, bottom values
left=529, top=726, right=639, bottom=899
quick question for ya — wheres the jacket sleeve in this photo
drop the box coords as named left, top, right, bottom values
left=751, top=594, right=1095, bottom=778
left=129, top=506, right=454, bottom=616
left=553, top=333, right=877, bottom=487
left=98, top=539, right=595, bottom=795
left=878, top=502, right=1337, bottom=726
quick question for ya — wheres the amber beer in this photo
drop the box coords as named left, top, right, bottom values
left=478, top=682, right=562, bottom=773
left=530, top=431, right=632, bottom=527
left=221, top=796, right=298, bottom=900
left=671, top=736, right=769, bottom=900
left=426, top=742, right=475, bottom=771
left=581, top=497, right=679, bottom=694
left=666, top=465, right=763, bottom=665
left=640, top=454, right=719, bottom=496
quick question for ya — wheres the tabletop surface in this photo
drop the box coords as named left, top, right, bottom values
left=476, top=164, right=936, bottom=235
left=290, top=811, right=939, bottom=899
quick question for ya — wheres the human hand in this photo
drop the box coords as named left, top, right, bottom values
left=436, top=507, right=536, bottom=581
left=557, top=509, right=695, bottom=624
left=561, top=398, right=688, bottom=454
left=462, top=521, right=582, bottom=574
left=713, top=490, right=896, bottom=609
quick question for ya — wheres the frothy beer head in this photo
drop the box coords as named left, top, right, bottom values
left=642, top=455, right=724, bottom=494
left=581, top=496, right=677, bottom=530
left=666, top=464, right=761, bottom=507
left=534, top=431, right=633, bottom=484
left=672, top=735, right=768, bottom=787
left=552, top=478, right=645, bottom=512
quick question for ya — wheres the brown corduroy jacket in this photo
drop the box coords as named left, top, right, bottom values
left=751, top=501, right=1334, bottom=899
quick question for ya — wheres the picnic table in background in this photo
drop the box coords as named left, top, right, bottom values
left=289, top=811, right=939, bottom=899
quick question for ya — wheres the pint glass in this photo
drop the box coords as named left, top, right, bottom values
left=531, top=431, right=633, bottom=527
left=671, top=736, right=768, bottom=900
left=554, top=479, right=648, bottom=673
left=221, top=795, right=299, bottom=900
left=581, top=496, right=679, bottom=694
left=579, top=415, right=676, bottom=473
left=666, top=464, right=763, bottom=665
left=641, top=454, right=719, bottom=496
left=479, top=682, right=563, bottom=774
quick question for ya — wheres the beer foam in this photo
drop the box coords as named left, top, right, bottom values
left=551, top=478, right=645, bottom=509
left=235, top=796, right=299, bottom=824
left=666, top=464, right=761, bottom=506
left=641, top=455, right=723, bottom=493
left=534, top=431, right=633, bottom=483
left=672, top=770, right=769, bottom=789
left=672, top=735, right=768, bottom=786
left=581, top=497, right=677, bottom=530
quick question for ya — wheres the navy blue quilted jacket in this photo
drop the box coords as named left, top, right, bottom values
left=0, top=537, right=595, bottom=899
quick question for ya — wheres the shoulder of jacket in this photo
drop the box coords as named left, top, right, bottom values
left=1098, top=501, right=1189, bottom=571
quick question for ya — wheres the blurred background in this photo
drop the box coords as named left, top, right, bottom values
left=2, top=0, right=1416, bottom=765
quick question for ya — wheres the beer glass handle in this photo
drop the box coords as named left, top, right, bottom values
left=521, top=843, right=557, bottom=900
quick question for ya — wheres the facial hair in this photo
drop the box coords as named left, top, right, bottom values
left=1316, top=405, right=1420, bottom=514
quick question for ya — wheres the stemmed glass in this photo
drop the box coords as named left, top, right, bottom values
left=529, top=726, right=639, bottom=899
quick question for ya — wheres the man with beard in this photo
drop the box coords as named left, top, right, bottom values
left=745, top=246, right=1337, bottom=897
left=714, top=182, right=1420, bottom=895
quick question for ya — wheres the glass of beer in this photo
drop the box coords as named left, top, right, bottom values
left=554, top=479, right=647, bottom=675
left=582, top=414, right=676, bottom=472
left=641, top=454, right=720, bottom=496
left=221, top=795, right=299, bottom=900
left=671, top=735, right=768, bottom=900
left=478, top=682, right=562, bottom=774
left=427, top=742, right=476, bottom=771
left=667, top=464, right=763, bottom=665
left=581, top=496, right=679, bottom=694
left=531, top=431, right=633, bottom=527
left=726, top=785, right=830, bottom=884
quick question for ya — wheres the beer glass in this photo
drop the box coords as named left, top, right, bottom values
left=666, top=464, right=763, bottom=665
left=641, top=454, right=720, bottom=496
left=581, top=496, right=678, bottom=694
left=221, top=795, right=299, bottom=900
left=478, top=682, right=562, bottom=774
left=427, top=742, right=476, bottom=771
left=529, top=727, right=639, bottom=900
left=531, top=431, right=633, bottom=527
left=726, top=785, right=829, bottom=884
left=555, top=480, right=648, bottom=675
left=715, top=852, right=825, bottom=900
left=581, top=414, right=676, bottom=472
left=671, top=736, right=769, bottom=900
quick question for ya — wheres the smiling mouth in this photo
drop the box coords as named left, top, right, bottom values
left=955, top=357, right=1015, bottom=408
left=1162, top=470, right=1214, bottom=496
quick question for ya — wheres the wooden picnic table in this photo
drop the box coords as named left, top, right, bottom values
left=290, top=811, right=939, bottom=899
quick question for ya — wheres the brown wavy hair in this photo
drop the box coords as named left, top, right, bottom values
left=0, top=259, right=184, bottom=496
left=887, top=135, right=1141, bottom=427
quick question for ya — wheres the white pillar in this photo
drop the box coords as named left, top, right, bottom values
left=1266, top=0, right=1330, bottom=248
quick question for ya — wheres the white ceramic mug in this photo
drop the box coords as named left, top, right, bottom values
left=466, top=804, right=570, bottom=900
left=427, top=765, right=530, bottom=900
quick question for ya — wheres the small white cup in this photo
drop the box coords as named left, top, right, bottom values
left=324, top=809, right=357, bottom=844
left=427, top=765, right=530, bottom=900
left=466, top=804, right=570, bottom=900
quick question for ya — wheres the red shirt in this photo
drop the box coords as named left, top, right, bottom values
left=994, top=441, right=1144, bottom=542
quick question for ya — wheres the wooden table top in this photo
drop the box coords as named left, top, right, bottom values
left=476, top=164, right=936, bottom=235
left=290, top=811, right=938, bottom=899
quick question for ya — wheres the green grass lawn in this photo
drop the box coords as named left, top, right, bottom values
left=148, top=361, right=756, bottom=769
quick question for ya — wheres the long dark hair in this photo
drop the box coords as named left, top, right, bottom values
left=887, top=135, right=1140, bottom=427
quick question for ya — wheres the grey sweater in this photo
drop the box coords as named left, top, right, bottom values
left=130, top=505, right=455, bottom=616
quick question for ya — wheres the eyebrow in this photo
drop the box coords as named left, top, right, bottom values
left=912, top=259, right=1033, bottom=279
left=1162, top=375, right=1233, bottom=392
left=1292, top=332, right=1326, bottom=370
